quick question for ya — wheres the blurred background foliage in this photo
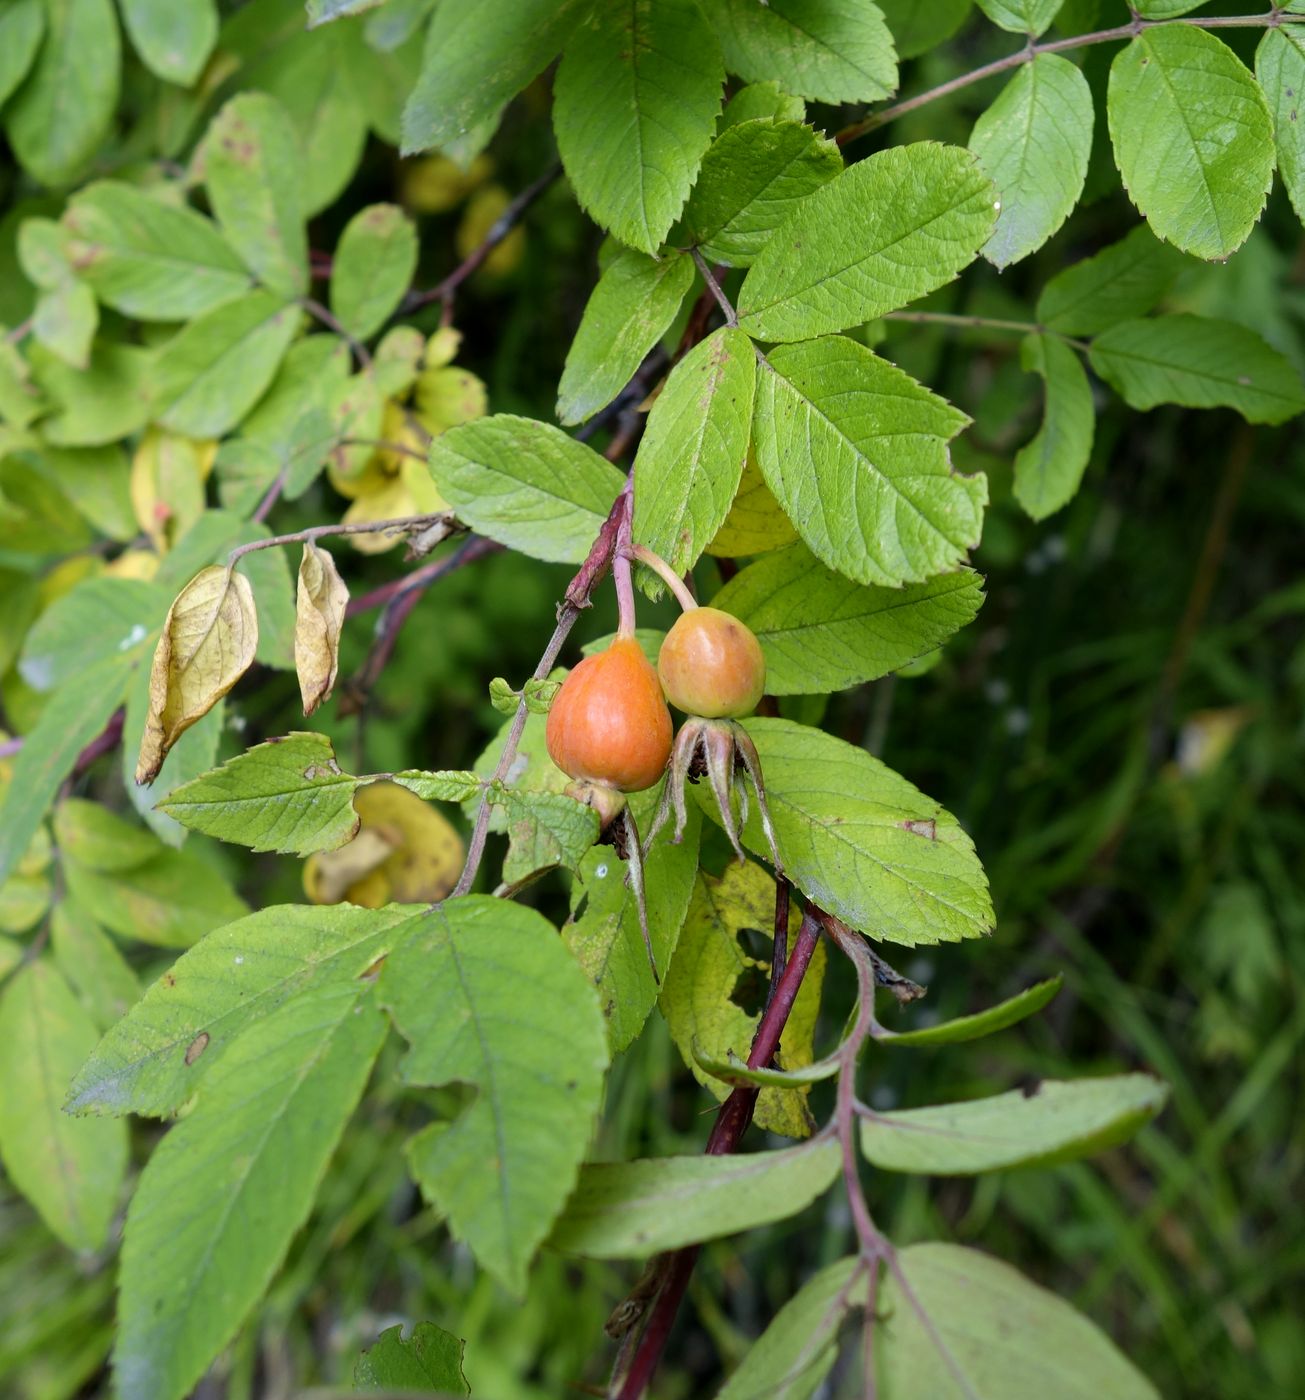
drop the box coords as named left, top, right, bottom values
left=1, top=2, right=1302, bottom=1398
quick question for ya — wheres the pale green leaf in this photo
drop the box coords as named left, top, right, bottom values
left=878, top=1243, right=1161, bottom=1398
left=1013, top=333, right=1094, bottom=520
left=51, top=901, right=142, bottom=1031
left=737, top=143, right=997, bottom=342
left=1256, top=29, right=1305, bottom=228
left=860, top=1073, right=1168, bottom=1173
left=713, top=544, right=983, bottom=695
left=428, top=415, right=624, bottom=565
left=330, top=203, right=418, bottom=341
left=354, top=1323, right=470, bottom=1395
left=41, top=442, right=137, bottom=541
left=52, top=798, right=163, bottom=873
left=0, top=0, right=44, bottom=109
left=154, top=291, right=300, bottom=438
left=307, top=0, right=385, bottom=23
left=0, top=337, right=44, bottom=427
left=19, top=576, right=164, bottom=693
left=1107, top=25, right=1273, bottom=260
left=497, top=787, right=600, bottom=884
left=401, top=0, right=585, bottom=154
left=203, top=92, right=309, bottom=297
left=364, top=0, right=437, bottom=52
left=32, top=279, right=97, bottom=370
left=975, top=0, right=1062, bottom=36
left=119, top=0, right=218, bottom=87
left=753, top=335, right=984, bottom=587
left=551, top=1139, right=839, bottom=1258
left=878, top=0, right=971, bottom=59
left=1089, top=314, right=1305, bottom=424
left=0, top=958, right=127, bottom=1251
left=685, top=118, right=843, bottom=267
left=557, top=249, right=694, bottom=425
left=696, top=718, right=994, bottom=947
left=879, top=975, right=1062, bottom=1047
left=62, top=182, right=250, bottom=320
left=115, top=982, right=387, bottom=1400
left=4, top=0, right=120, bottom=186
left=68, top=904, right=413, bottom=1118
left=969, top=55, right=1092, bottom=268
left=380, top=897, right=609, bottom=1292
left=633, top=327, right=756, bottom=589
left=394, top=770, right=484, bottom=803
left=0, top=936, right=22, bottom=983
left=554, top=0, right=723, bottom=253
left=124, top=674, right=226, bottom=846
left=27, top=341, right=155, bottom=447
left=1036, top=223, right=1185, bottom=336
left=700, top=0, right=896, bottom=103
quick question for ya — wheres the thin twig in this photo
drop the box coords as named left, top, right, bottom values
left=690, top=249, right=738, bottom=327
left=340, top=436, right=430, bottom=463
left=300, top=296, right=373, bottom=368
left=4, top=317, right=33, bottom=346
left=251, top=466, right=288, bottom=525
left=883, top=310, right=1037, bottom=335
left=227, top=512, right=452, bottom=565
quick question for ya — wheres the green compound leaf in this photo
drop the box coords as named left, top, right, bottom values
left=380, top=897, right=609, bottom=1293
left=428, top=414, right=625, bottom=565
left=0, top=957, right=128, bottom=1251
left=859, top=1073, right=1168, bottom=1173
left=1256, top=29, right=1305, bottom=229
left=115, top=982, right=387, bottom=1400
left=554, top=0, right=723, bottom=254
left=1089, top=315, right=1305, bottom=425
left=753, top=335, right=983, bottom=588
left=736, top=143, right=997, bottom=343
left=717, top=1256, right=865, bottom=1400
left=203, top=92, right=309, bottom=297
left=684, top=118, right=843, bottom=267
left=1036, top=223, right=1185, bottom=336
left=878, top=1243, right=1162, bottom=1399
left=550, top=1138, right=839, bottom=1258
left=969, top=55, right=1092, bottom=269
left=1013, top=333, right=1095, bottom=521
left=696, top=718, right=994, bottom=947
left=118, top=0, right=218, bottom=87
left=159, top=733, right=362, bottom=856
left=975, top=0, right=1063, bottom=36
left=329, top=203, right=419, bottom=341
left=67, top=903, right=414, bottom=1118
left=557, top=248, right=695, bottom=425
left=402, top=0, right=585, bottom=154
left=354, top=1322, right=470, bottom=1395
left=633, top=327, right=756, bottom=590
left=878, top=975, right=1062, bottom=1047
left=1107, top=25, right=1273, bottom=260
left=700, top=0, right=896, bottom=103
left=713, top=544, right=983, bottom=695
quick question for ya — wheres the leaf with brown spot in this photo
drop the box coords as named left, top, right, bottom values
left=294, top=542, right=348, bottom=716
left=184, top=1031, right=210, bottom=1066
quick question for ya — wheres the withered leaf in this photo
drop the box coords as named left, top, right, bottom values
left=294, top=541, right=348, bottom=715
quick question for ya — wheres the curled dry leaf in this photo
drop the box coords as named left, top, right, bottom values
left=294, top=541, right=349, bottom=715
left=135, top=566, right=259, bottom=786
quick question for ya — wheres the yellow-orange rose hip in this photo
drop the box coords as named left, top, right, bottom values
left=658, top=607, right=765, bottom=719
left=546, top=637, right=673, bottom=792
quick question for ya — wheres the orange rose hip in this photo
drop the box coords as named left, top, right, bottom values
left=658, top=607, right=765, bottom=719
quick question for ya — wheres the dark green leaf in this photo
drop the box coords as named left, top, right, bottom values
left=0, top=0, right=44, bottom=109
left=1036, top=223, right=1184, bottom=336
left=878, top=0, right=971, bottom=59
left=976, top=0, right=1062, bottom=35
left=1256, top=28, right=1305, bottom=228
left=354, top=1323, right=470, bottom=1395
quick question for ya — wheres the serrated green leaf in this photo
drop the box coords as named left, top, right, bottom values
left=393, top=770, right=484, bottom=803
left=879, top=976, right=1062, bottom=1047
left=1133, top=0, right=1203, bottom=15
left=380, top=897, right=609, bottom=1292
left=697, top=718, right=994, bottom=947
left=717, top=1256, right=864, bottom=1400
left=154, top=291, right=299, bottom=438
left=737, top=143, right=997, bottom=343
left=159, top=733, right=362, bottom=855
left=970, top=55, right=1091, bottom=269
left=498, top=787, right=600, bottom=884
left=4, top=0, right=120, bottom=186
left=0, top=0, right=44, bottom=110
left=354, top=1322, right=470, bottom=1394
left=1108, top=25, right=1273, bottom=260
left=329, top=203, right=418, bottom=341
left=28, top=341, right=155, bottom=447
left=0, top=958, right=127, bottom=1251
left=554, top=0, right=723, bottom=253
left=713, top=544, right=983, bottom=695
left=633, top=327, right=756, bottom=590
left=1013, top=333, right=1094, bottom=520
left=51, top=901, right=142, bottom=1031
left=115, top=981, right=387, bottom=1400
left=19, top=576, right=165, bottom=693
left=119, top=0, right=218, bottom=86
left=1036, top=223, right=1185, bottom=335
left=753, top=335, right=983, bottom=587
left=204, top=92, right=308, bottom=297
left=564, top=784, right=700, bottom=1052
left=860, top=1073, right=1167, bottom=1173
left=1256, top=29, right=1305, bottom=229
left=686, top=118, right=842, bottom=267
left=62, top=182, right=250, bottom=321
left=551, top=1138, right=839, bottom=1258
left=557, top=249, right=694, bottom=425
left=428, top=415, right=624, bottom=565
left=1089, top=315, right=1305, bottom=424
left=878, top=0, right=971, bottom=60
left=878, top=1243, right=1161, bottom=1398
left=402, top=0, right=585, bottom=154
left=700, top=0, right=896, bottom=103
left=975, top=0, right=1062, bottom=36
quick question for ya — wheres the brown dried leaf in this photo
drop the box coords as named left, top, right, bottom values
left=135, top=566, right=258, bottom=785
left=294, top=541, right=348, bottom=715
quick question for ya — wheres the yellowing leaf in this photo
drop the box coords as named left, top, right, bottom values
left=415, top=366, right=488, bottom=437
left=295, top=541, right=349, bottom=716
left=341, top=457, right=448, bottom=554
left=456, top=186, right=524, bottom=278
left=424, top=325, right=463, bottom=369
left=136, top=566, right=258, bottom=785
left=707, top=450, right=799, bottom=558
left=303, top=827, right=399, bottom=904
left=105, top=548, right=161, bottom=582
left=401, top=153, right=493, bottom=214
left=130, top=428, right=215, bottom=551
